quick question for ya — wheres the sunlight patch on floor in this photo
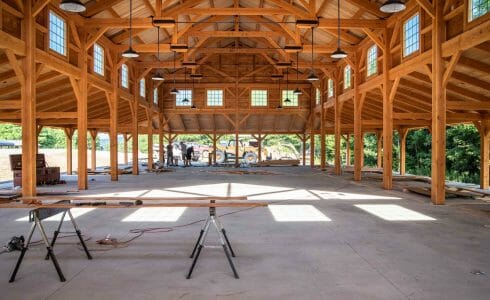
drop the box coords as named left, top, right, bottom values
left=122, top=207, right=186, bottom=222
left=15, top=208, right=96, bottom=222
left=355, top=204, right=436, bottom=221
left=268, top=205, right=331, bottom=222
left=167, top=182, right=291, bottom=197
left=310, top=190, right=401, bottom=201
left=250, top=189, right=320, bottom=201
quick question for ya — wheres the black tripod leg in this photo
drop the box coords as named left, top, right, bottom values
left=9, top=246, right=28, bottom=283
left=45, top=211, right=66, bottom=260
left=46, top=247, right=66, bottom=282
left=186, top=245, right=203, bottom=279
left=68, top=210, right=92, bottom=260
left=221, top=229, right=235, bottom=257
left=222, top=245, right=239, bottom=279
left=190, top=230, right=204, bottom=258
left=37, top=218, right=66, bottom=282
left=75, top=230, right=92, bottom=260
left=9, top=222, right=36, bottom=283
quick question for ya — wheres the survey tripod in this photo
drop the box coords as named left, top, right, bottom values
left=9, top=207, right=92, bottom=283
left=187, top=200, right=239, bottom=279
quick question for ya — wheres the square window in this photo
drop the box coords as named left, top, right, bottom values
left=121, top=64, right=129, bottom=88
left=140, top=78, right=145, bottom=98
left=93, top=43, right=104, bottom=75
left=328, top=79, right=334, bottom=98
left=176, top=89, right=192, bottom=106
left=49, top=11, right=66, bottom=56
left=207, top=90, right=223, bottom=106
left=367, top=45, right=378, bottom=76
left=403, top=14, right=420, bottom=57
left=344, top=65, right=352, bottom=89
left=469, top=0, right=489, bottom=21
left=153, top=88, right=158, bottom=105
left=251, top=90, right=268, bottom=106
left=282, top=90, right=298, bottom=107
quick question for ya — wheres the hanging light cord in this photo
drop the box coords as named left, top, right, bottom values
left=311, top=28, right=314, bottom=73
left=129, top=0, right=133, bottom=49
left=337, top=0, right=341, bottom=48
left=156, top=26, right=160, bottom=61
left=173, top=51, right=176, bottom=86
left=296, top=52, right=300, bottom=81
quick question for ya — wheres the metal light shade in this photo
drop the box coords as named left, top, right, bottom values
left=191, top=104, right=197, bottom=109
left=380, top=0, right=406, bottom=13
left=60, top=0, right=86, bottom=13
left=170, top=88, right=179, bottom=95
left=122, top=47, right=139, bottom=58
left=284, top=98, right=292, bottom=103
left=182, top=98, right=190, bottom=103
left=277, top=104, right=283, bottom=109
left=151, top=73, right=164, bottom=81
left=307, top=72, right=319, bottom=81
left=293, top=88, right=302, bottom=95
left=331, top=47, right=348, bottom=59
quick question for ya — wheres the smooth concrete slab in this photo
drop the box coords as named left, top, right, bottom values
left=0, top=166, right=489, bottom=300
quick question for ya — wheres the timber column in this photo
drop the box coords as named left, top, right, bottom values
left=353, top=58, right=362, bottom=182
left=65, top=128, right=74, bottom=175
left=131, top=67, right=139, bottom=175
left=376, top=131, right=382, bottom=168
left=334, top=75, right=342, bottom=175
left=431, top=0, right=446, bottom=204
left=109, top=59, right=119, bottom=181
left=479, top=122, right=490, bottom=189
left=90, top=130, right=97, bottom=172
left=382, top=28, right=394, bottom=190
left=320, top=80, right=326, bottom=171
left=76, top=32, right=88, bottom=190
left=399, top=128, right=408, bottom=175
left=21, top=0, right=37, bottom=197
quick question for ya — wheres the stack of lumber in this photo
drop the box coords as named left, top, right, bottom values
left=252, top=159, right=300, bottom=167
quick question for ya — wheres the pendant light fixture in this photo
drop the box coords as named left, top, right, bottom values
left=122, top=0, right=139, bottom=58
left=284, top=68, right=291, bottom=103
left=182, top=67, right=190, bottom=104
left=307, top=28, right=319, bottom=81
left=60, top=0, right=86, bottom=13
left=151, top=25, right=164, bottom=81
left=277, top=76, right=283, bottom=109
left=380, top=0, right=406, bottom=13
left=293, top=52, right=302, bottom=95
left=331, top=0, right=348, bottom=59
left=191, top=76, right=197, bottom=109
left=170, top=51, right=179, bottom=95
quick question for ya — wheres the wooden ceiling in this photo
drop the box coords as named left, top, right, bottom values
left=0, top=0, right=488, bottom=136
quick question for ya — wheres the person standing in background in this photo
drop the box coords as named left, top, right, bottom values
left=180, top=141, right=187, bottom=167
left=166, top=142, right=173, bottom=166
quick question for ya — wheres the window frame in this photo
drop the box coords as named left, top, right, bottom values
left=366, top=45, right=378, bottom=77
left=153, top=88, right=158, bottom=106
left=175, top=89, right=193, bottom=107
left=327, top=79, right=334, bottom=98
left=466, top=0, right=490, bottom=27
left=121, top=64, right=129, bottom=89
left=139, top=78, right=146, bottom=99
left=206, top=89, right=224, bottom=107
left=48, top=10, right=67, bottom=57
left=93, top=43, right=105, bottom=76
left=344, top=65, right=352, bottom=90
left=402, top=13, right=421, bottom=59
left=282, top=90, right=299, bottom=107
left=250, top=90, right=268, bottom=107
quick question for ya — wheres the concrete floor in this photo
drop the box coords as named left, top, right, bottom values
left=0, top=167, right=489, bottom=300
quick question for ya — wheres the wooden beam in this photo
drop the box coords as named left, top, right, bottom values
left=431, top=0, right=445, bottom=205
left=399, top=128, right=408, bottom=175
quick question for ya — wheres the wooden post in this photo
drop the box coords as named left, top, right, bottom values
left=302, top=134, right=307, bottom=166
left=399, top=128, right=408, bottom=175
left=21, top=0, right=37, bottom=198
left=64, top=128, right=74, bottom=175
left=132, top=69, right=139, bottom=175
left=234, top=132, right=239, bottom=167
left=123, top=134, right=129, bottom=165
left=36, top=125, right=43, bottom=154
left=212, top=133, right=217, bottom=164
left=159, top=129, right=164, bottom=164
left=431, top=0, right=446, bottom=204
left=382, top=28, right=393, bottom=190
left=320, top=81, right=326, bottom=170
left=257, top=134, right=262, bottom=162
left=376, top=131, right=382, bottom=168
left=89, top=130, right=97, bottom=172
left=479, top=122, right=490, bottom=189
left=334, top=77, right=342, bottom=175
left=353, top=59, right=362, bottom=181
left=310, top=133, right=315, bottom=168
left=76, top=32, right=88, bottom=190
left=345, top=134, right=351, bottom=166
left=147, top=109, right=154, bottom=171
left=109, top=67, right=119, bottom=181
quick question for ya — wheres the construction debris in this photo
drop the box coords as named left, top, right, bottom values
left=252, top=159, right=300, bottom=167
